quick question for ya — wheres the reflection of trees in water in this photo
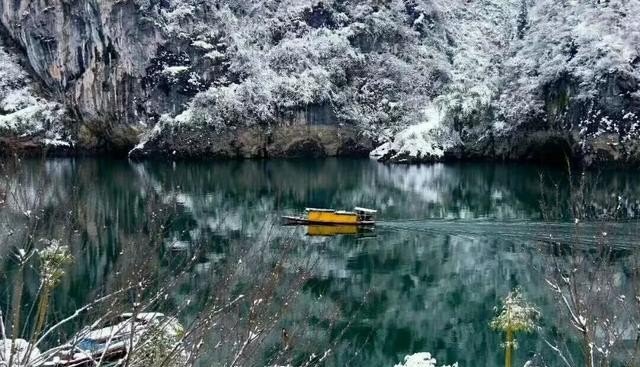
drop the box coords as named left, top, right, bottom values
left=376, top=163, right=640, bottom=221
left=374, top=163, right=555, bottom=220
left=132, top=159, right=640, bottom=226
left=1, top=159, right=179, bottom=345
left=0, top=159, right=324, bottom=366
left=2, top=159, right=640, bottom=366
left=289, top=233, right=554, bottom=367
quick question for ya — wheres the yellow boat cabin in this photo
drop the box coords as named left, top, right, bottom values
left=282, top=207, right=377, bottom=226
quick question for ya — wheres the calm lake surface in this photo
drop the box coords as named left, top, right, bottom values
left=2, top=158, right=640, bottom=366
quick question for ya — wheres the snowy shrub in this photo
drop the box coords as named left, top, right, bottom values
left=491, top=289, right=538, bottom=334
left=38, top=241, right=73, bottom=288
left=491, top=288, right=539, bottom=359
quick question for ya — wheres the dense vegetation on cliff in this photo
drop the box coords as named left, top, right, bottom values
left=0, top=0, right=638, bottom=163
left=134, top=0, right=518, bottom=156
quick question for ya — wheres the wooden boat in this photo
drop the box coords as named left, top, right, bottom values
left=39, top=313, right=183, bottom=367
left=282, top=207, right=377, bottom=226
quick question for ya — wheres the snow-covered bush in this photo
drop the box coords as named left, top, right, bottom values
left=38, top=241, right=73, bottom=288
left=491, top=289, right=538, bottom=336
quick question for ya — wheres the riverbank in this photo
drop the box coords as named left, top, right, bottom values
left=4, top=125, right=640, bottom=169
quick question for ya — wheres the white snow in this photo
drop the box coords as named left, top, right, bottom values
left=369, top=142, right=391, bottom=160
left=433, top=0, right=519, bottom=121
left=0, top=88, right=38, bottom=112
left=9, top=0, right=636, bottom=157
left=0, top=339, right=41, bottom=366
left=130, top=121, right=164, bottom=153
left=163, top=66, right=190, bottom=76
left=497, top=0, right=640, bottom=126
left=42, top=138, right=71, bottom=147
left=394, top=352, right=457, bottom=367
left=144, top=1, right=453, bottom=137
left=370, top=105, right=460, bottom=161
left=204, top=50, right=225, bottom=60
left=143, top=0, right=528, bottom=154
left=0, top=105, right=45, bottom=134
left=191, top=40, right=215, bottom=50
left=174, top=109, right=193, bottom=125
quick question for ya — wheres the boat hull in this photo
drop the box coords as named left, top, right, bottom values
left=307, top=225, right=376, bottom=237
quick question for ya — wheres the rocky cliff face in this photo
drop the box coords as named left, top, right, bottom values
left=0, top=0, right=638, bottom=165
left=376, top=0, right=640, bottom=167
left=0, top=0, right=380, bottom=157
left=0, top=0, right=163, bottom=150
left=439, top=71, right=640, bottom=167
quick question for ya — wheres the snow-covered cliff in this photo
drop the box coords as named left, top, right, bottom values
left=0, top=0, right=638, bottom=165
left=0, top=36, right=66, bottom=153
left=373, top=0, right=640, bottom=166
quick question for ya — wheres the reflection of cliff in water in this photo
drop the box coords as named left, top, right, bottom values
left=1, top=159, right=640, bottom=366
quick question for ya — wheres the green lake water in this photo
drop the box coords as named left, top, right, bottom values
left=1, top=158, right=640, bottom=366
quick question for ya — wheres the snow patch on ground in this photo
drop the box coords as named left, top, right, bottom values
left=394, top=352, right=458, bottom=367
left=370, top=106, right=460, bottom=162
left=0, top=338, right=41, bottom=366
left=369, top=141, right=391, bottom=160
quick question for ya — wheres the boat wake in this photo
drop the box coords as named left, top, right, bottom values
left=378, top=218, right=640, bottom=249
